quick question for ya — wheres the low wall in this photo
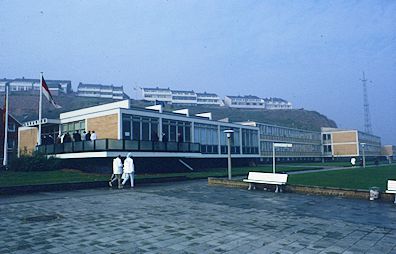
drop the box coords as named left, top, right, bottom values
left=61, top=157, right=257, bottom=174
left=207, top=177, right=395, bottom=202
left=0, top=176, right=188, bottom=195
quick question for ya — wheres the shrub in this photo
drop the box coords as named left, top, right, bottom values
left=10, top=152, right=62, bottom=172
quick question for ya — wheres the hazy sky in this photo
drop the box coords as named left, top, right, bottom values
left=1, top=0, right=395, bottom=144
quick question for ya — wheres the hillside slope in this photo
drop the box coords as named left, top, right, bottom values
left=5, top=94, right=336, bottom=131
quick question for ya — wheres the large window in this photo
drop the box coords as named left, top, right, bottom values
left=242, top=129, right=259, bottom=154
left=194, top=123, right=218, bottom=145
left=61, top=120, right=85, bottom=135
left=162, top=119, right=191, bottom=142
left=220, top=127, right=240, bottom=146
left=122, top=114, right=159, bottom=141
left=194, top=123, right=218, bottom=154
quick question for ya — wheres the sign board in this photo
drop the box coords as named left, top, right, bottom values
left=273, top=143, right=293, bottom=148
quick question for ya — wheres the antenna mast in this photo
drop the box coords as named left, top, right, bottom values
left=361, top=72, right=372, bottom=134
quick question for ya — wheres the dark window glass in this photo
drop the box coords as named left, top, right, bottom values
left=142, top=122, right=149, bottom=140
left=185, top=126, right=191, bottom=142
left=123, top=120, right=131, bottom=140
left=132, top=121, right=140, bottom=140
left=170, top=125, right=176, bottom=141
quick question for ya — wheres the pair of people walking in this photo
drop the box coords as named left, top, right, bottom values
left=109, top=153, right=135, bottom=188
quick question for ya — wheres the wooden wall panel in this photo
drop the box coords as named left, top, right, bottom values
left=333, top=144, right=358, bottom=156
left=332, top=132, right=357, bottom=143
left=19, top=128, right=38, bottom=155
left=86, top=114, right=118, bottom=139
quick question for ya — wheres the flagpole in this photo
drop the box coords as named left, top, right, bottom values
left=38, top=72, right=43, bottom=146
left=3, top=82, right=9, bottom=168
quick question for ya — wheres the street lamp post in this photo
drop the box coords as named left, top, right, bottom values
left=224, top=129, right=234, bottom=180
left=273, top=143, right=293, bottom=174
left=361, top=143, right=366, bottom=168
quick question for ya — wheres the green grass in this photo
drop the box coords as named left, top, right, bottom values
left=282, top=161, right=352, bottom=167
left=0, top=169, right=109, bottom=187
left=282, top=161, right=388, bottom=168
left=0, top=165, right=322, bottom=187
left=5, top=163, right=392, bottom=190
left=289, top=165, right=396, bottom=190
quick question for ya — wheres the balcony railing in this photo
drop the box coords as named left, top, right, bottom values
left=37, top=139, right=201, bottom=155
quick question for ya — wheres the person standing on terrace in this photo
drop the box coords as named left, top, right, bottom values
left=85, top=131, right=91, bottom=141
left=90, top=131, right=97, bottom=141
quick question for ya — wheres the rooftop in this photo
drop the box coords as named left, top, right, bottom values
left=226, top=95, right=261, bottom=100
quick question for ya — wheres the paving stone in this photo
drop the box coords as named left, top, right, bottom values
left=0, top=180, right=396, bottom=253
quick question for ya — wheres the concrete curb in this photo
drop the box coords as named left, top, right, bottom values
left=0, top=176, right=188, bottom=195
left=207, top=177, right=395, bottom=203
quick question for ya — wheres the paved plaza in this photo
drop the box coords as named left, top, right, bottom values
left=1, top=180, right=396, bottom=254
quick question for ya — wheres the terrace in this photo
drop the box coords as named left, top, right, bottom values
left=37, top=139, right=201, bottom=155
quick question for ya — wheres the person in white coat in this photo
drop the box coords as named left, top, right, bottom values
left=109, top=155, right=123, bottom=189
left=90, top=131, right=97, bottom=141
left=350, top=157, right=356, bottom=167
left=121, top=152, right=135, bottom=188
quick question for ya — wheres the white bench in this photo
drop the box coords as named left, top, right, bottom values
left=243, top=172, right=288, bottom=193
left=385, top=180, right=396, bottom=204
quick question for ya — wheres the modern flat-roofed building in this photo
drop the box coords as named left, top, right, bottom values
left=171, top=90, right=197, bottom=105
left=264, top=97, right=293, bottom=110
left=382, top=145, right=395, bottom=163
left=18, top=100, right=260, bottom=171
left=77, top=83, right=129, bottom=100
left=224, top=95, right=265, bottom=109
left=321, top=127, right=382, bottom=158
left=140, top=87, right=222, bottom=106
left=224, top=95, right=293, bottom=110
left=196, top=92, right=223, bottom=106
left=0, top=77, right=72, bottom=95
left=141, top=87, right=172, bottom=104
left=240, top=121, right=322, bottom=161
left=0, top=111, right=22, bottom=161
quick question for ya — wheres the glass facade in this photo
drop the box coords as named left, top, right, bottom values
left=122, top=114, right=159, bottom=141
left=162, top=119, right=191, bottom=142
left=257, top=123, right=322, bottom=157
left=219, top=127, right=241, bottom=154
left=61, top=120, right=85, bottom=135
left=260, top=141, right=322, bottom=157
left=194, top=123, right=218, bottom=154
left=259, top=124, right=321, bottom=144
left=242, top=129, right=259, bottom=154
left=358, top=131, right=381, bottom=156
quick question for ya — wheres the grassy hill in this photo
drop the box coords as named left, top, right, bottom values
left=5, top=93, right=336, bottom=131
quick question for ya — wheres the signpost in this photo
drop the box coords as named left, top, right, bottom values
left=360, top=143, right=366, bottom=168
left=273, top=143, right=293, bottom=173
left=224, top=130, right=234, bottom=180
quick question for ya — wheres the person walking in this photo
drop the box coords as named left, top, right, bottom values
left=121, top=153, right=135, bottom=188
left=350, top=157, right=356, bottom=167
left=109, top=155, right=123, bottom=189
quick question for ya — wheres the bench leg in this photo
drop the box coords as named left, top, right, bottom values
left=275, top=185, right=279, bottom=193
left=394, top=194, right=396, bottom=204
left=248, top=183, right=252, bottom=190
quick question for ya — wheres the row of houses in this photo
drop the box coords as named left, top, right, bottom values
left=141, top=87, right=223, bottom=106
left=0, top=78, right=72, bottom=95
left=0, top=78, right=292, bottom=110
left=0, top=78, right=128, bottom=100
left=141, top=87, right=293, bottom=109
left=15, top=100, right=393, bottom=172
